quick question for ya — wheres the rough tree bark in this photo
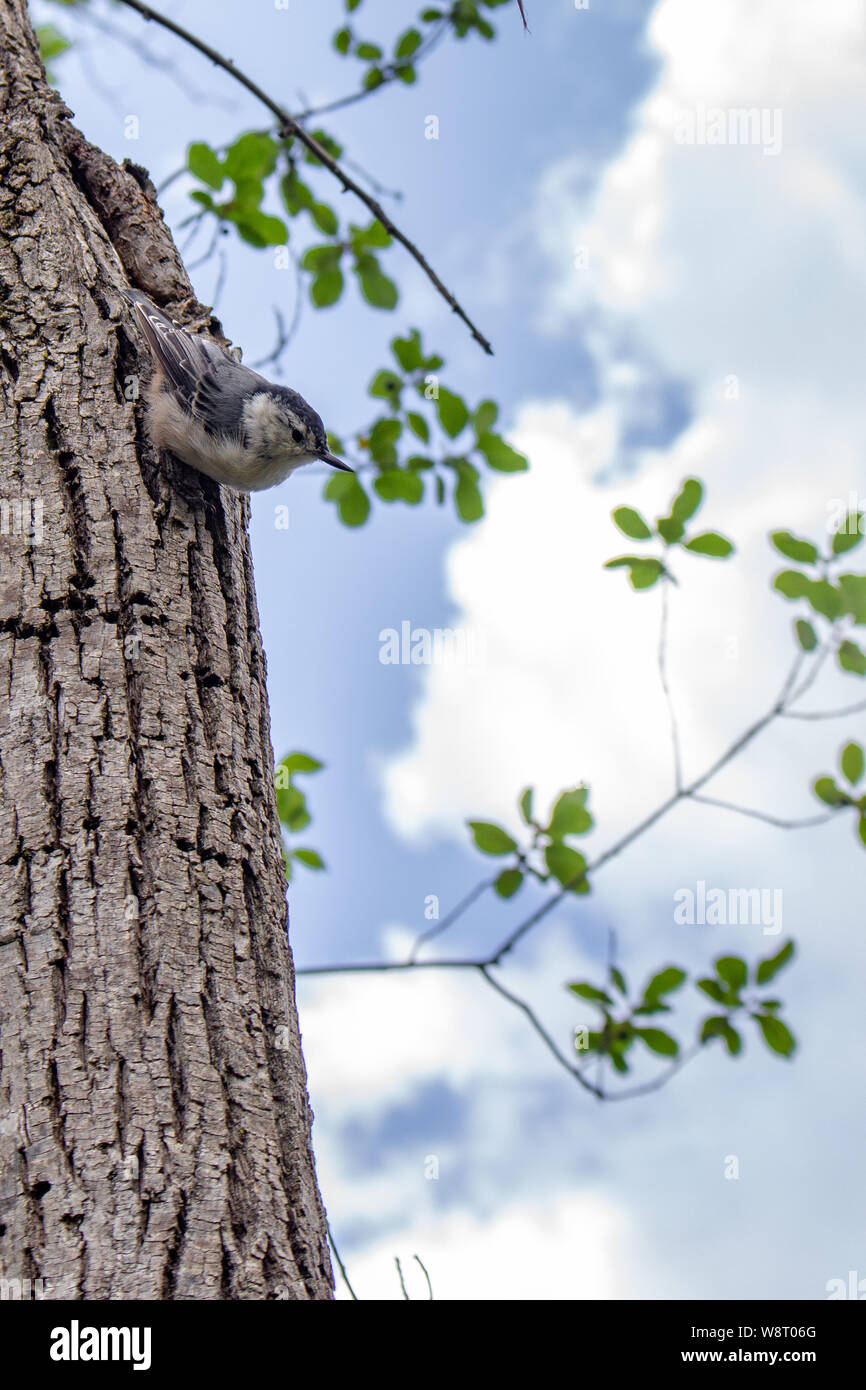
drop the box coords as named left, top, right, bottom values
left=0, top=0, right=332, bottom=1299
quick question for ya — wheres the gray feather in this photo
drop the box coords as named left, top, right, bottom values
left=121, top=289, right=268, bottom=436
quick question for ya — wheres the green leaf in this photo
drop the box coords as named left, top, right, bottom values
left=304, top=129, right=344, bottom=164
left=279, top=753, right=323, bottom=776
left=701, top=1016, right=742, bottom=1055
left=476, top=431, right=528, bottom=472
left=716, top=956, right=747, bottom=991
left=838, top=640, right=866, bottom=676
left=234, top=210, right=288, bottom=247
left=369, top=369, right=403, bottom=402
left=841, top=742, right=865, bottom=785
left=670, top=478, right=703, bottom=522
left=473, top=400, right=498, bottom=435
left=454, top=473, right=484, bottom=523
left=356, top=258, right=398, bottom=308
left=859, top=813, right=866, bottom=848
left=774, top=569, right=811, bottom=600
left=437, top=388, right=469, bottom=439
left=518, top=787, right=534, bottom=825
left=612, top=506, right=652, bottom=540
left=795, top=618, right=818, bottom=652
left=544, top=843, right=589, bottom=893
left=356, top=41, right=383, bottom=59
left=644, top=967, right=687, bottom=1001
left=548, top=787, right=591, bottom=838
left=187, top=142, right=224, bottom=190
left=294, top=848, right=325, bottom=870
left=656, top=515, right=685, bottom=545
left=755, top=1014, right=796, bottom=1057
left=391, top=330, right=424, bottom=372
left=333, top=26, right=352, bottom=54
left=467, top=821, right=517, bottom=855
left=684, top=532, right=734, bottom=558
left=406, top=411, right=430, bottom=442
left=770, top=530, right=819, bottom=565
left=696, top=978, right=727, bottom=1004
left=224, top=132, right=279, bottom=181
left=813, top=776, right=846, bottom=806
left=603, top=557, right=665, bottom=591
left=610, top=966, right=628, bottom=996
left=373, top=469, right=424, bottom=504
left=567, top=982, right=613, bottom=1005
left=37, top=24, right=70, bottom=72
left=395, top=27, right=423, bottom=57
left=805, top=580, right=844, bottom=621
left=494, top=868, right=523, bottom=899
left=755, top=940, right=794, bottom=985
left=355, top=218, right=392, bottom=249
left=831, top=516, right=863, bottom=554
left=324, top=471, right=370, bottom=526
left=276, top=785, right=309, bottom=831
left=634, top=1027, right=678, bottom=1057
left=302, top=244, right=343, bottom=272
left=311, top=268, right=345, bottom=307
left=311, top=202, right=339, bottom=235
left=839, top=574, right=866, bottom=624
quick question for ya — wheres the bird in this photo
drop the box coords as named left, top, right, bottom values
left=121, top=288, right=350, bottom=492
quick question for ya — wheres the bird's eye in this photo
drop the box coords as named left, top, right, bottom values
left=291, top=427, right=303, bottom=443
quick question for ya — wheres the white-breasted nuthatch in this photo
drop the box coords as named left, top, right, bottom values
left=121, top=289, right=350, bottom=491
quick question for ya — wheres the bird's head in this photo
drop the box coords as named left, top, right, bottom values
left=275, top=390, right=351, bottom=471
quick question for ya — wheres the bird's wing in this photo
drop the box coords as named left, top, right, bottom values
left=121, top=290, right=213, bottom=402
left=122, top=289, right=275, bottom=436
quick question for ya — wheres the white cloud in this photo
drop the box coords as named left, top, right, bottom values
left=333, top=1192, right=633, bottom=1300
left=320, top=0, right=866, bottom=1302
left=382, top=0, right=866, bottom=853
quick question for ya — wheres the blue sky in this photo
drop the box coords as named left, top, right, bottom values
left=42, top=0, right=866, bottom=1299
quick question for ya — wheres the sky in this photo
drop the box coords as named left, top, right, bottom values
left=39, top=0, right=866, bottom=1299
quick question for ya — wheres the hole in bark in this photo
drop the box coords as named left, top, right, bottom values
left=31, top=1181, right=51, bottom=1200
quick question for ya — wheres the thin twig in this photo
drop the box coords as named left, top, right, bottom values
left=408, top=877, right=496, bottom=963
left=327, top=1222, right=359, bottom=1300
left=295, top=21, right=450, bottom=122
left=115, top=0, right=493, bottom=354
left=73, top=1, right=236, bottom=106
left=688, top=793, right=837, bottom=830
left=783, top=696, right=866, bottom=721
left=658, top=578, right=683, bottom=792
left=414, top=1255, right=433, bottom=1300
left=395, top=1257, right=410, bottom=1300
left=488, top=653, right=804, bottom=964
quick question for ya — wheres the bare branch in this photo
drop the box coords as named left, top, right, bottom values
left=115, top=0, right=494, bottom=354
left=658, top=577, right=683, bottom=792
left=327, top=1223, right=359, bottom=1301
left=783, top=696, right=866, bottom=721
left=408, top=876, right=496, bottom=962
left=294, top=20, right=450, bottom=122
left=414, top=1255, right=433, bottom=1300
left=688, top=793, right=837, bottom=830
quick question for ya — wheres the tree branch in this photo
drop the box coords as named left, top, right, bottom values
left=115, top=0, right=494, bottom=354
left=658, top=577, right=683, bottom=792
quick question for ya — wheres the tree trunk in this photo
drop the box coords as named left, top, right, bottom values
left=0, top=0, right=332, bottom=1300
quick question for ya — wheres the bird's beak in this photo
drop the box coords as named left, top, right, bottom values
left=319, top=451, right=353, bottom=472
